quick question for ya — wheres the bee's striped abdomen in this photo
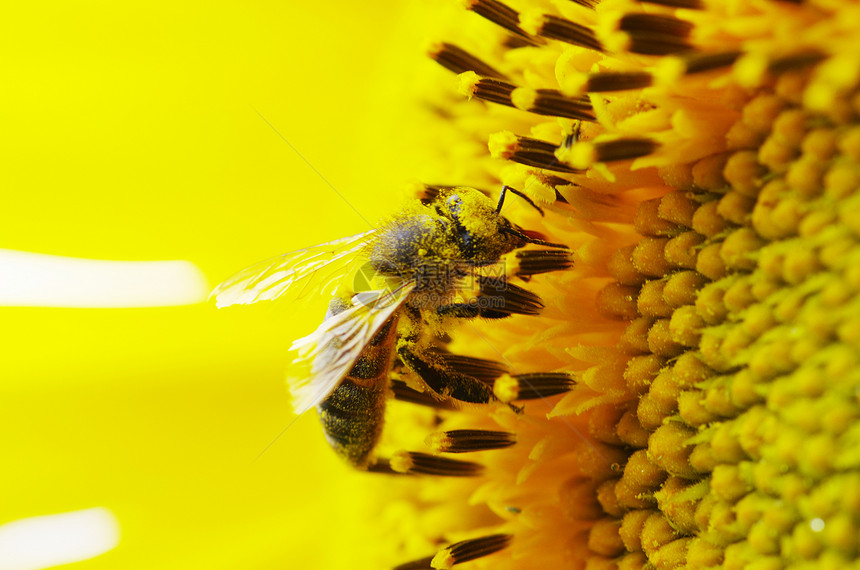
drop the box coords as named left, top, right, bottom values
left=317, top=379, right=387, bottom=468
left=316, top=307, right=398, bottom=469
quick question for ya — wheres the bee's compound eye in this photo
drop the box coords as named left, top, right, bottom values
left=447, top=194, right=463, bottom=212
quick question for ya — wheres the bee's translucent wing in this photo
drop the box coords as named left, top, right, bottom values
left=210, top=231, right=376, bottom=308
left=286, top=282, right=415, bottom=414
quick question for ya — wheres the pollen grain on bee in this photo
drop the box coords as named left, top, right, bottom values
left=349, top=258, right=517, bottom=311
left=352, top=259, right=510, bottom=297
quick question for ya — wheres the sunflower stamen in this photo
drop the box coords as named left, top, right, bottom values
left=680, top=51, right=743, bottom=75
left=475, top=276, right=544, bottom=316
left=490, top=131, right=581, bottom=173
left=556, top=137, right=659, bottom=169
left=426, top=429, right=516, bottom=453
left=513, top=249, right=575, bottom=276
left=391, top=451, right=485, bottom=476
left=511, top=87, right=596, bottom=121
left=367, top=458, right=398, bottom=474
left=767, top=50, right=827, bottom=74
left=621, top=32, right=693, bottom=56
left=429, top=42, right=508, bottom=80
left=458, top=72, right=516, bottom=107
left=619, top=13, right=694, bottom=38
left=565, top=71, right=654, bottom=96
left=432, top=352, right=508, bottom=382
left=568, top=0, right=600, bottom=8
left=600, top=13, right=696, bottom=56
left=733, top=50, right=829, bottom=88
left=494, top=372, right=577, bottom=402
left=520, top=13, right=603, bottom=51
left=462, top=0, right=542, bottom=46
left=431, top=534, right=513, bottom=569
left=392, top=556, right=435, bottom=570
left=637, top=0, right=703, bottom=8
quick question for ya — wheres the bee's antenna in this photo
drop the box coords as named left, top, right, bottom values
left=495, top=185, right=508, bottom=214
left=501, top=227, right=568, bottom=249
left=497, top=185, right=545, bottom=217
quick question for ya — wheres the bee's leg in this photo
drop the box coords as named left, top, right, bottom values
left=390, top=379, right=459, bottom=410
left=397, top=341, right=498, bottom=406
left=391, top=350, right=510, bottom=409
left=435, top=303, right=485, bottom=319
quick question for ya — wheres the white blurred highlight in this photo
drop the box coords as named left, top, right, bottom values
left=0, top=508, right=120, bottom=570
left=0, top=249, right=209, bottom=307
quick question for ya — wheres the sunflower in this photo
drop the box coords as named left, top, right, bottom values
left=371, top=0, right=860, bottom=568
left=7, top=1, right=859, bottom=568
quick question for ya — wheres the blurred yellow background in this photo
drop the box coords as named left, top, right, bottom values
left=0, top=1, right=456, bottom=568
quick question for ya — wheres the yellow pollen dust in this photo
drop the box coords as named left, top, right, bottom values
left=430, top=550, right=455, bottom=570
left=492, top=374, right=518, bottom=403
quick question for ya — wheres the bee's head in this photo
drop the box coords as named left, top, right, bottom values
left=370, top=186, right=566, bottom=282
left=433, top=187, right=535, bottom=261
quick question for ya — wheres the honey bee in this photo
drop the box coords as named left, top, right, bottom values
left=211, top=186, right=572, bottom=470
